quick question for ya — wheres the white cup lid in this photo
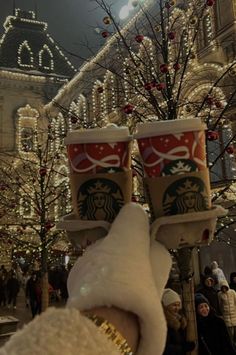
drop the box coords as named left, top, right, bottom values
left=135, top=118, right=206, bottom=139
left=65, top=125, right=132, bottom=144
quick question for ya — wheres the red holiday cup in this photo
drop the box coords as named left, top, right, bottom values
left=65, top=126, right=132, bottom=174
left=135, top=118, right=207, bottom=178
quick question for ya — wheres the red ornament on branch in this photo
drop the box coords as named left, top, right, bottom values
left=144, top=82, right=153, bottom=91
left=207, top=130, right=219, bottom=141
left=97, top=86, right=104, bottom=94
left=156, top=82, right=166, bottom=91
left=39, top=167, right=47, bottom=176
left=206, top=0, right=215, bottom=6
left=101, top=31, right=109, bottom=38
left=160, top=64, right=169, bottom=73
left=135, top=34, right=144, bottom=43
left=45, top=221, right=55, bottom=231
left=123, top=104, right=134, bottom=114
left=215, top=100, right=224, bottom=109
left=168, top=32, right=176, bottom=40
left=206, top=95, right=214, bottom=106
left=70, top=116, right=78, bottom=124
left=173, top=62, right=181, bottom=71
left=226, top=146, right=234, bottom=154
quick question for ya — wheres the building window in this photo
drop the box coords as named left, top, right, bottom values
left=20, top=127, right=34, bottom=152
left=17, top=105, right=39, bottom=153
left=39, top=45, right=54, bottom=71
left=18, top=41, right=34, bottom=68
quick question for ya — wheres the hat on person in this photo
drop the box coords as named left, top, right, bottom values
left=195, top=293, right=209, bottom=309
left=162, top=288, right=181, bottom=307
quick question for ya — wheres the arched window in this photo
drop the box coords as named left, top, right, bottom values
left=17, top=105, right=39, bottom=152
left=39, top=45, right=54, bottom=71
left=18, top=41, right=34, bottom=68
left=68, top=95, right=88, bottom=129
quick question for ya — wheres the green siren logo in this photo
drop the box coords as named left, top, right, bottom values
left=77, top=178, right=124, bottom=222
left=163, top=177, right=209, bottom=215
left=161, top=159, right=198, bottom=176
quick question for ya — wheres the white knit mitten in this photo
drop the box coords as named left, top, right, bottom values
left=67, top=203, right=171, bottom=355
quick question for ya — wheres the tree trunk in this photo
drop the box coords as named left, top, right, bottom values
left=182, top=278, right=198, bottom=355
left=175, top=247, right=198, bottom=355
left=41, top=246, right=49, bottom=311
left=41, top=271, right=49, bottom=312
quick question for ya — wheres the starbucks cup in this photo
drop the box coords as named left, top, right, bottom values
left=64, top=125, right=133, bottom=222
left=135, top=119, right=211, bottom=220
left=135, top=118, right=207, bottom=178
left=65, top=125, right=132, bottom=174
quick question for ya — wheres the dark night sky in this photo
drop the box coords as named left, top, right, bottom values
left=0, top=0, right=128, bottom=67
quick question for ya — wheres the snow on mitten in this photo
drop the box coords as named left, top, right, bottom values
left=67, top=202, right=170, bottom=355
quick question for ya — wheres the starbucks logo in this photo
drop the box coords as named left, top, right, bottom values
left=163, top=177, right=209, bottom=215
left=77, top=178, right=124, bottom=223
left=161, top=159, right=198, bottom=176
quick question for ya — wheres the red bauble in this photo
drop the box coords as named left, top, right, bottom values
left=160, top=64, right=169, bottom=73
left=48, top=124, right=51, bottom=129
left=132, top=195, right=138, bottom=202
left=71, top=116, right=78, bottom=124
left=123, top=104, right=134, bottom=114
left=206, top=0, right=215, bottom=6
left=215, top=100, right=224, bottom=109
left=168, top=32, right=176, bottom=40
left=206, top=95, right=214, bottom=106
left=207, top=130, right=219, bottom=141
left=173, top=62, right=181, bottom=71
left=39, top=167, right=47, bottom=176
left=151, top=81, right=157, bottom=88
left=101, top=31, right=109, bottom=38
left=156, top=82, right=166, bottom=91
left=226, top=146, right=234, bottom=154
left=144, top=82, right=153, bottom=91
left=135, top=34, right=144, bottom=43
left=97, top=86, right=104, bottom=93
left=45, top=221, right=54, bottom=231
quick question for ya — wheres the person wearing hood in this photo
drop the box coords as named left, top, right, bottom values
left=195, top=293, right=236, bottom=355
left=211, top=261, right=226, bottom=290
left=162, top=288, right=195, bottom=355
left=197, top=275, right=221, bottom=316
left=218, top=280, right=236, bottom=344
left=230, top=272, right=236, bottom=292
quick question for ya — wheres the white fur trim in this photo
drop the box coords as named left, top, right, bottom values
left=151, top=205, right=227, bottom=249
left=0, top=308, right=120, bottom=355
left=67, top=203, right=171, bottom=355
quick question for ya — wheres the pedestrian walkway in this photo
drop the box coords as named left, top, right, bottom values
left=0, top=288, right=65, bottom=348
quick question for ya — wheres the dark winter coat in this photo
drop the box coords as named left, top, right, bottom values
left=229, top=272, right=236, bottom=292
left=197, top=310, right=236, bottom=355
left=6, top=276, right=20, bottom=296
left=26, top=277, right=38, bottom=300
left=197, top=286, right=221, bottom=316
left=163, top=308, right=194, bottom=355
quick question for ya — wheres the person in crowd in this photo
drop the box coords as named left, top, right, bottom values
left=230, top=272, right=236, bottom=292
left=218, top=280, right=236, bottom=344
left=59, top=265, right=69, bottom=302
left=0, top=203, right=172, bottom=355
left=26, top=273, right=42, bottom=318
left=0, top=273, right=7, bottom=307
left=0, top=265, right=7, bottom=277
left=21, top=270, right=31, bottom=307
left=6, top=271, right=20, bottom=309
left=195, top=293, right=236, bottom=354
left=211, top=261, right=226, bottom=290
left=162, top=288, right=195, bottom=355
left=197, top=274, right=221, bottom=316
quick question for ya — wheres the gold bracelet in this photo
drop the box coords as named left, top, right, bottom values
left=85, top=313, right=133, bottom=355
